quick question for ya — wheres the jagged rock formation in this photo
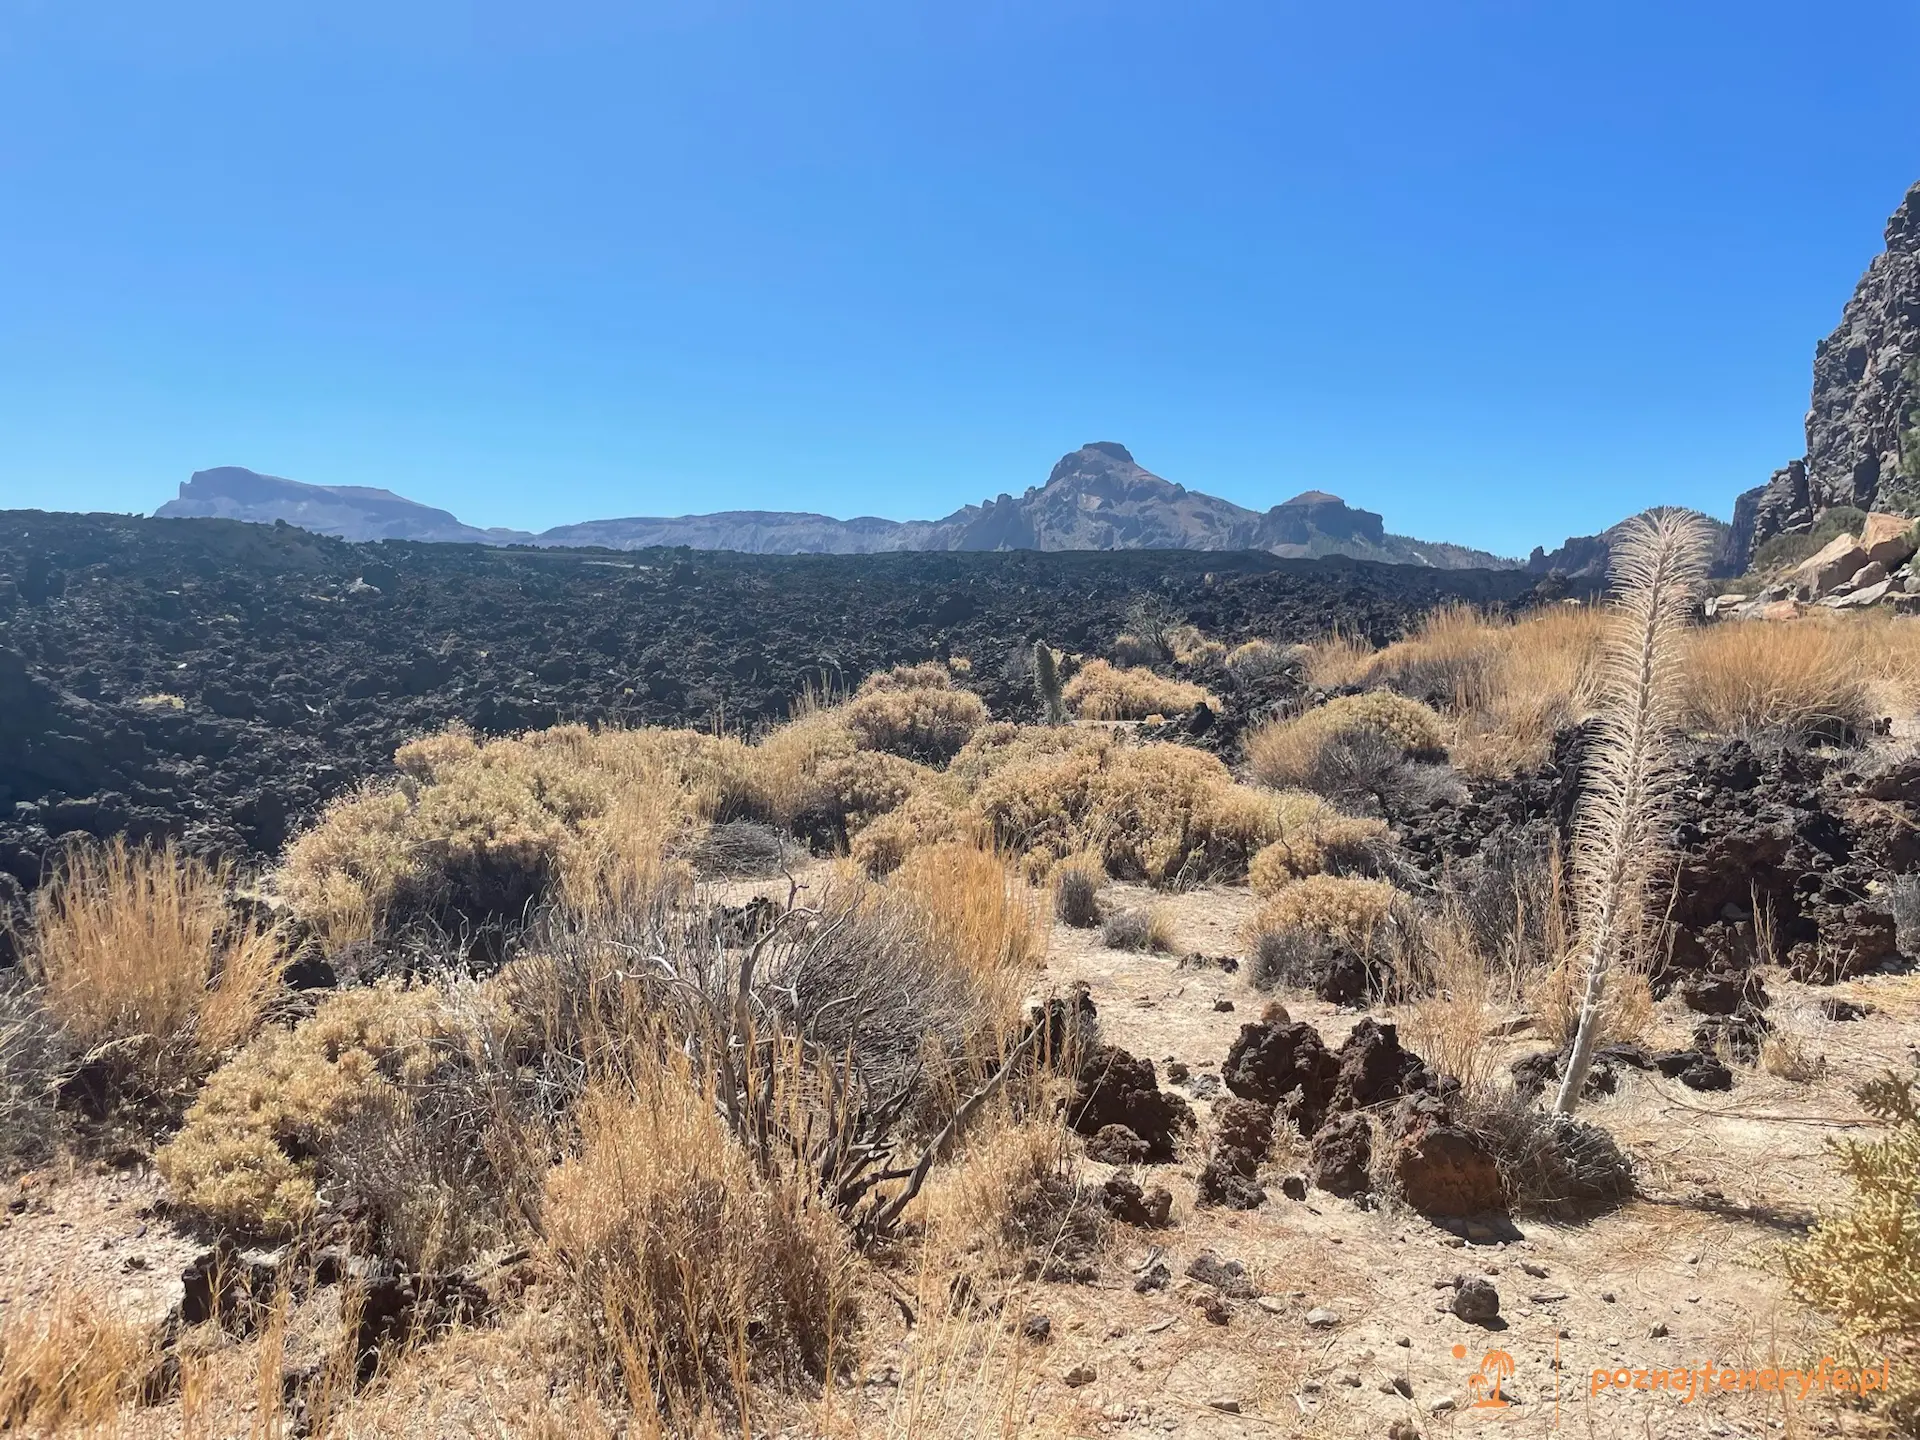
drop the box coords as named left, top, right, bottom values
left=1527, top=510, right=1735, bottom=580
left=1729, top=181, right=1920, bottom=570
left=151, top=445, right=1518, bottom=569
left=158, top=467, right=538, bottom=545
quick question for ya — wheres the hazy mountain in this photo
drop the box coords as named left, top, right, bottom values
left=158, top=467, right=536, bottom=545
left=152, top=446, right=1520, bottom=568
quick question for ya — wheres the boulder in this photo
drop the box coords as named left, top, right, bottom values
left=1792, top=534, right=1867, bottom=596
left=1384, top=1093, right=1503, bottom=1216
left=1861, top=512, right=1919, bottom=570
left=1826, top=578, right=1892, bottom=609
left=1068, top=1047, right=1195, bottom=1161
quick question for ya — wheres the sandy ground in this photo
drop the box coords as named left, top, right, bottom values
left=4, top=867, right=1913, bottom=1439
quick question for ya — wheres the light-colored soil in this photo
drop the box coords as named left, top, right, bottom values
left=4, top=867, right=1912, bottom=1438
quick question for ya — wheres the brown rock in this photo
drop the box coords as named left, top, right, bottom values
left=1793, top=534, right=1868, bottom=596
left=1861, top=512, right=1918, bottom=569
left=1384, top=1094, right=1503, bottom=1216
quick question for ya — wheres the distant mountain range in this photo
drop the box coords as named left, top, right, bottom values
left=155, top=443, right=1520, bottom=568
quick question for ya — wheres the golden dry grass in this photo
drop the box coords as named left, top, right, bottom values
left=26, top=838, right=285, bottom=1089
left=1061, top=659, right=1216, bottom=720
left=541, top=1065, right=856, bottom=1428
left=0, top=1289, right=155, bottom=1433
left=892, top=841, right=1045, bottom=1036
left=1300, top=603, right=1920, bottom=773
left=1681, top=614, right=1898, bottom=737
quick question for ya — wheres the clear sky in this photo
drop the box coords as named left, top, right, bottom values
left=1, top=1, right=1914, bottom=557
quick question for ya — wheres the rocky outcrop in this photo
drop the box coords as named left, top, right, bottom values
left=1526, top=509, right=1735, bottom=580
left=151, top=445, right=1521, bottom=569
left=1729, top=181, right=1920, bottom=569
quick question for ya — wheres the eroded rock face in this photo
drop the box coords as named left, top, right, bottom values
left=1196, top=1096, right=1275, bottom=1210
left=1330, top=1018, right=1432, bottom=1112
left=1730, top=180, right=1920, bottom=568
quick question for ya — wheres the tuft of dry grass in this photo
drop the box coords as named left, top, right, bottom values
left=892, top=842, right=1044, bottom=1035
left=1049, top=851, right=1105, bottom=928
left=1100, top=905, right=1175, bottom=953
left=541, top=1067, right=856, bottom=1426
left=1223, top=638, right=1288, bottom=684
left=1681, top=616, right=1882, bottom=738
left=27, top=837, right=285, bottom=1092
left=1061, top=660, right=1216, bottom=721
left=1297, top=630, right=1374, bottom=690
left=0, top=1289, right=155, bottom=1432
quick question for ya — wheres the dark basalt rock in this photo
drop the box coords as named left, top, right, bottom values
left=0, top=512, right=1548, bottom=898
left=1067, top=1047, right=1195, bottom=1161
left=1196, top=1096, right=1275, bottom=1210
left=1330, top=1018, right=1433, bottom=1111
left=1308, top=1111, right=1374, bottom=1199
left=1222, top=1019, right=1340, bottom=1135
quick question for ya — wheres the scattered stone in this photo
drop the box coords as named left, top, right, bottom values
left=1384, top=1093, right=1504, bottom=1216
left=1388, top=1422, right=1422, bottom=1440
left=1601, top=1291, right=1616, bottom=1303
left=1213, top=998, right=1235, bottom=1012
left=1336, top=1370, right=1361, bottom=1387
left=1649, top=1323, right=1669, bottom=1338
left=1132, top=1262, right=1171, bottom=1294
left=1519, top=1261, right=1548, bottom=1279
left=1185, top=1251, right=1255, bottom=1299
left=1022, top=1314, right=1052, bottom=1342
left=1304, top=1307, right=1341, bottom=1329
left=1429, top=1396, right=1457, bottom=1415
left=1064, top=1364, right=1097, bottom=1388
left=1207, top=1398, right=1242, bottom=1414
left=1449, top=1279, right=1500, bottom=1324
left=1101, top=1171, right=1173, bottom=1227
left=1193, top=1292, right=1232, bottom=1326
left=1385, top=1373, right=1413, bottom=1397
left=1256, top=1295, right=1285, bottom=1314
left=1279, top=1174, right=1308, bottom=1201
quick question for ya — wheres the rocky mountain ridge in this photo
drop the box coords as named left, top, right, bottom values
left=157, top=443, right=1518, bottom=569
left=1729, top=180, right=1920, bottom=570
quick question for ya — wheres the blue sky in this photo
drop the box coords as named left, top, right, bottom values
left=1, top=1, right=1914, bottom=557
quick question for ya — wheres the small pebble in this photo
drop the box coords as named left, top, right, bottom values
left=1649, top=1323, right=1669, bottom=1338
left=1304, top=1307, right=1341, bottom=1329
left=1064, top=1364, right=1097, bottom=1388
left=1208, top=1398, right=1241, bottom=1414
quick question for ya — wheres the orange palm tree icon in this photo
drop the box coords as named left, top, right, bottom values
left=1453, top=1343, right=1514, bottom=1408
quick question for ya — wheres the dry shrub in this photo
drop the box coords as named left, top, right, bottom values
left=971, top=735, right=1279, bottom=886
left=1246, top=692, right=1447, bottom=792
left=0, top=979, right=59, bottom=1164
left=1246, top=792, right=1388, bottom=894
left=0, top=1290, right=155, bottom=1432
left=1062, top=660, right=1216, bottom=721
left=1459, top=1091, right=1633, bottom=1216
left=1050, top=852, right=1105, bottom=928
left=1298, top=631, right=1374, bottom=690
left=1243, top=875, right=1404, bottom=952
left=542, top=1070, right=855, bottom=1422
left=843, top=665, right=988, bottom=762
left=1788, top=1069, right=1920, bottom=1429
left=1224, top=638, right=1288, bottom=684
left=27, top=838, right=284, bottom=1092
left=848, top=786, right=970, bottom=877
left=158, top=983, right=524, bottom=1265
left=1439, top=606, right=1607, bottom=775
left=1681, top=617, right=1879, bottom=739
left=1100, top=906, right=1173, bottom=953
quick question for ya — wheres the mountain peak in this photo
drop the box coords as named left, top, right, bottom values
left=1280, top=490, right=1343, bottom=507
